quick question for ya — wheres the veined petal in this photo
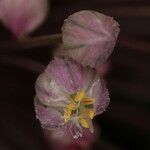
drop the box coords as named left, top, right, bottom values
left=35, top=72, right=69, bottom=106
left=0, top=0, right=48, bottom=38
left=62, top=10, right=120, bottom=67
left=45, top=57, right=86, bottom=93
left=94, top=81, right=110, bottom=115
left=83, top=69, right=110, bottom=116
left=34, top=98, right=63, bottom=129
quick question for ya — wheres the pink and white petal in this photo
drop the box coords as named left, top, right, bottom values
left=45, top=57, right=86, bottom=93
left=85, top=73, right=102, bottom=106
left=34, top=98, right=63, bottom=129
left=35, top=72, right=69, bottom=106
left=84, top=70, right=110, bottom=116
left=67, top=39, right=112, bottom=68
left=66, top=58, right=86, bottom=91
left=62, top=10, right=119, bottom=67
left=23, top=0, right=48, bottom=35
left=94, top=81, right=110, bottom=116
left=0, top=0, right=48, bottom=38
left=82, top=67, right=98, bottom=93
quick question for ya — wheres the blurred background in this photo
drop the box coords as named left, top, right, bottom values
left=0, top=0, right=150, bottom=149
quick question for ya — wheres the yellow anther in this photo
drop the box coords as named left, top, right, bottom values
left=64, top=109, right=72, bottom=123
left=63, top=90, right=95, bottom=131
left=78, top=115, right=90, bottom=128
left=64, top=101, right=77, bottom=123
left=72, top=90, right=85, bottom=102
left=87, top=109, right=94, bottom=119
left=67, top=101, right=77, bottom=110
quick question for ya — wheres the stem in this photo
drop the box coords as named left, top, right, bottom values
left=0, top=34, right=62, bottom=53
left=0, top=55, right=45, bottom=74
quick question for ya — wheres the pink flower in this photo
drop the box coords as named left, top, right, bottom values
left=62, top=10, right=119, bottom=68
left=35, top=57, right=109, bottom=139
left=0, top=0, right=48, bottom=38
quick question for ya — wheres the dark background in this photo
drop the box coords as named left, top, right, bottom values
left=0, top=0, right=150, bottom=149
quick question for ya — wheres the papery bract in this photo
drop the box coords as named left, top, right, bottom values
left=35, top=57, right=109, bottom=139
left=0, top=0, right=48, bottom=38
left=62, top=10, right=119, bottom=67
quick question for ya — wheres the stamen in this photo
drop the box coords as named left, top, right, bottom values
left=78, top=115, right=90, bottom=128
left=71, top=90, right=85, bottom=102
left=63, top=90, right=95, bottom=138
left=64, top=101, right=77, bottom=123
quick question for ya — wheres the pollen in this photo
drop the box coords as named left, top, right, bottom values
left=64, top=108, right=72, bottom=123
left=71, top=90, right=85, bottom=102
left=64, top=101, right=77, bottom=123
left=67, top=101, right=77, bottom=110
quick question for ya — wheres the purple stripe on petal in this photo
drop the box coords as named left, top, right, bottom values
left=46, top=57, right=75, bottom=93
left=82, top=38, right=115, bottom=67
left=66, top=58, right=86, bottom=91
left=45, top=57, right=86, bottom=93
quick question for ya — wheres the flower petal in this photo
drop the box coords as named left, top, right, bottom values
left=45, top=57, right=86, bottom=93
left=34, top=97, right=63, bottom=129
left=35, top=72, right=69, bottom=106
left=0, top=0, right=48, bottom=38
left=62, top=10, right=119, bottom=67
left=94, top=81, right=110, bottom=115
left=84, top=69, right=110, bottom=115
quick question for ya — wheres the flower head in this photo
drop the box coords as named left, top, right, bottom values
left=62, top=10, right=119, bottom=67
left=0, top=0, right=48, bottom=38
left=35, top=57, right=109, bottom=139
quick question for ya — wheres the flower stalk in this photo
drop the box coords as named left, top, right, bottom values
left=0, top=34, right=62, bottom=53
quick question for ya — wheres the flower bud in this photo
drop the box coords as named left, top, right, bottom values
left=0, top=0, right=48, bottom=38
left=62, top=10, right=119, bottom=67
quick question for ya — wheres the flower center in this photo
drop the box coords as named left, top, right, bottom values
left=63, top=90, right=95, bottom=131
